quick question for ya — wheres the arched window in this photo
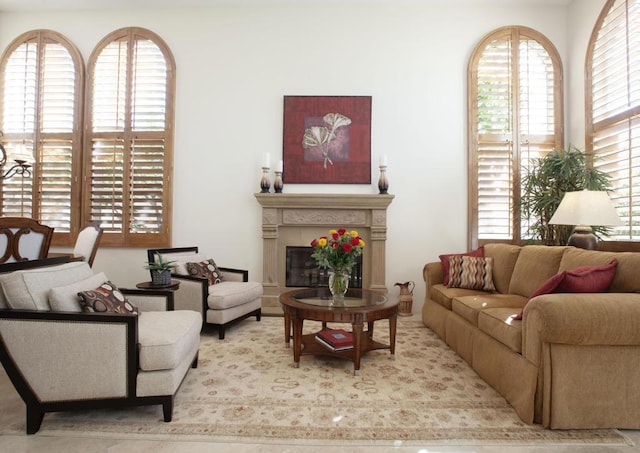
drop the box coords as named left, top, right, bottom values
left=0, top=30, right=84, bottom=245
left=84, top=27, right=175, bottom=247
left=586, top=0, right=640, bottom=244
left=468, top=26, right=563, bottom=247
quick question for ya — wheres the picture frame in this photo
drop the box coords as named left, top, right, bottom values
left=282, top=95, right=372, bottom=184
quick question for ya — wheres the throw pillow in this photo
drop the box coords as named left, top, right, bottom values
left=439, top=247, right=484, bottom=286
left=447, top=255, right=496, bottom=291
left=512, top=259, right=618, bottom=320
left=185, top=259, right=224, bottom=286
left=77, top=281, right=137, bottom=314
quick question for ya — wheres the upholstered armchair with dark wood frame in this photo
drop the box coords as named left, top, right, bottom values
left=147, top=246, right=262, bottom=339
left=0, top=258, right=202, bottom=434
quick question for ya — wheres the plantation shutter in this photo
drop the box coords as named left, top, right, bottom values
left=85, top=28, right=174, bottom=247
left=589, top=0, right=640, bottom=241
left=470, top=26, right=562, bottom=246
left=0, top=32, right=82, bottom=244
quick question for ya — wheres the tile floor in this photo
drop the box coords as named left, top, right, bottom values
left=1, top=315, right=639, bottom=452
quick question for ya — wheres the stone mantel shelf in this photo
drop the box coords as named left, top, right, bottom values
left=254, top=193, right=394, bottom=209
left=255, top=193, right=394, bottom=313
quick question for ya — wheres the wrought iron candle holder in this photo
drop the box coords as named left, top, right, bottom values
left=260, top=166, right=271, bottom=193
left=378, top=165, right=389, bottom=194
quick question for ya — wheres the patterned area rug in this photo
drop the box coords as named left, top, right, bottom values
left=7, top=317, right=631, bottom=447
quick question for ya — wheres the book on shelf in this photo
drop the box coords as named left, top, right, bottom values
left=315, top=328, right=354, bottom=351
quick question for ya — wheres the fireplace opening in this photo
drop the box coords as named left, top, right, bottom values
left=285, top=246, right=362, bottom=288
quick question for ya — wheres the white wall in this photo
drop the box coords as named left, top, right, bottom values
left=0, top=2, right=587, bottom=313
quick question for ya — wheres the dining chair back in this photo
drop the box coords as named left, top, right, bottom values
left=0, top=217, right=54, bottom=263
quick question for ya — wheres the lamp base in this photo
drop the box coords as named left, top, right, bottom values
left=567, top=226, right=598, bottom=250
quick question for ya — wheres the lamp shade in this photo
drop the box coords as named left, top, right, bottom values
left=549, top=190, right=622, bottom=226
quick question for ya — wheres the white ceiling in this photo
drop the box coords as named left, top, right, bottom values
left=0, top=0, right=572, bottom=13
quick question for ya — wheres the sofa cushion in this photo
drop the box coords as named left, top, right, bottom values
left=447, top=256, right=495, bottom=291
left=478, top=308, right=523, bottom=354
left=559, top=247, right=640, bottom=293
left=439, top=246, right=484, bottom=286
left=508, top=246, right=566, bottom=297
left=77, top=282, right=138, bottom=314
left=429, top=284, right=485, bottom=310
left=1, top=262, right=93, bottom=311
left=513, top=259, right=618, bottom=320
left=186, top=258, right=224, bottom=285
left=483, top=243, right=522, bottom=294
left=452, top=294, right=527, bottom=326
left=138, top=310, right=202, bottom=371
left=207, top=281, right=263, bottom=310
left=49, top=272, right=109, bottom=312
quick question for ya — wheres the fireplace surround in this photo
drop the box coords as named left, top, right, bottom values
left=255, top=193, right=394, bottom=312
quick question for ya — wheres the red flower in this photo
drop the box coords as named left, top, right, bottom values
left=337, top=228, right=347, bottom=236
left=310, top=238, right=318, bottom=247
left=332, top=232, right=339, bottom=240
left=332, top=242, right=339, bottom=250
left=342, top=243, right=352, bottom=252
left=350, top=237, right=360, bottom=246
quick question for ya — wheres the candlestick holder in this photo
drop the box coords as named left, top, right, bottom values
left=378, top=165, right=389, bottom=194
left=274, top=171, right=283, bottom=193
left=260, top=167, right=271, bottom=193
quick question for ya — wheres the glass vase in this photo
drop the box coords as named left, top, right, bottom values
left=328, top=269, right=350, bottom=303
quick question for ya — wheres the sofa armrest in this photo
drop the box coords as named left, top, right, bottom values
left=0, top=309, right=137, bottom=403
left=523, top=293, right=640, bottom=364
left=120, top=287, right=174, bottom=312
left=219, top=267, right=248, bottom=282
left=423, top=261, right=444, bottom=297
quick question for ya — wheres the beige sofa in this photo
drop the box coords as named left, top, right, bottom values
left=422, top=244, right=640, bottom=429
left=0, top=258, right=202, bottom=434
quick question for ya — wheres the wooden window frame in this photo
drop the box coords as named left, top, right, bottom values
left=468, top=26, right=563, bottom=249
left=83, top=27, right=175, bottom=248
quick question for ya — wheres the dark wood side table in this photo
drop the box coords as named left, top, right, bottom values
left=135, top=280, right=181, bottom=311
left=279, top=287, right=398, bottom=376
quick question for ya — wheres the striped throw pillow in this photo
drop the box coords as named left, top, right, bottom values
left=447, top=255, right=496, bottom=291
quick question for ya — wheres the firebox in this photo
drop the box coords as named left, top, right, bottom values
left=285, top=246, right=362, bottom=288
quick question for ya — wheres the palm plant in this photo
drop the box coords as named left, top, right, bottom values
left=519, top=145, right=611, bottom=246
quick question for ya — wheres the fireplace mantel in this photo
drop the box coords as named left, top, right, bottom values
left=255, top=193, right=394, bottom=312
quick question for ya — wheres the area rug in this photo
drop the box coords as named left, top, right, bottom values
left=6, top=317, right=632, bottom=447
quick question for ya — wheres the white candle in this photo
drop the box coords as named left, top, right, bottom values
left=263, top=153, right=271, bottom=168
left=379, top=154, right=388, bottom=166
left=277, top=160, right=283, bottom=172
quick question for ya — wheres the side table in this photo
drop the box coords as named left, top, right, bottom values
left=135, top=280, right=181, bottom=310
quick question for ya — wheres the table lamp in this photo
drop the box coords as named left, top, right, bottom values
left=548, top=190, right=622, bottom=250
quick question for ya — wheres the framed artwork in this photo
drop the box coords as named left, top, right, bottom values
left=283, top=95, right=372, bottom=184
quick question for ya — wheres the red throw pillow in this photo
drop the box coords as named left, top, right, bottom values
left=512, top=259, right=618, bottom=320
left=439, top=246, right=484, bottom=286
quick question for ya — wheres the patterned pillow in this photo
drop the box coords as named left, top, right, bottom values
left=77, top=281, right=137, bottom=314
left=186, top=259, right=224, bottom=286
left=447, top=255, right=496, bottom=291
left=439, top=246, right=484, bottom=286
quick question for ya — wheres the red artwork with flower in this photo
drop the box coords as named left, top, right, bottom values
left=283, top=96, right=372, bottom=184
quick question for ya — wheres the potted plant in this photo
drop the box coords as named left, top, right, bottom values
left=519, top=145, right=612, bottom=246
left=144, top=253, right=177, bottom=286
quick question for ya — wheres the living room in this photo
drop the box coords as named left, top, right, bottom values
left=2, top=0, right=639, bottom=451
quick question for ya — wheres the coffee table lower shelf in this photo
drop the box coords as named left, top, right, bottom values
left=298, top=332, right=393, bottom=375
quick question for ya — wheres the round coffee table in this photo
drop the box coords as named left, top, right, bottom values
left=279, top=287, right=398, bottom=376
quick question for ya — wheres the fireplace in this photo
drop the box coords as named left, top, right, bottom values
left=285, top=246, right=363, bottom=288
left=255, top=193, right=394, bottom=312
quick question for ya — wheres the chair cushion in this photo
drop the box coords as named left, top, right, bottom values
left=207, top=281, right=263, bottom=310
left=1, top=262, right=93, bottom=311
left=138, top=310, right=202, bottom=371
left=49, top=272, right=108, bottom=312
left=186, top=258, right=224, bottom=285
left=77, top=281, right=138, bottom=314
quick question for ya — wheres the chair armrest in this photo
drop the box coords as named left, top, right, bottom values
left=120, top=287, right=174, bottom=311
left=169, top=273, right=208, bottom=315
left=0, top=309, right=138, bottom=403
left=219, top=267, right=248, bottom=282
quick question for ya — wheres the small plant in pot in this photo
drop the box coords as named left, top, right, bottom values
left=144, top=253, right=177, bottom=286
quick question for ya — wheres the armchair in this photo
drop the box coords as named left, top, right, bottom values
left=0, top=259, right=201, bottom=434
left=147, top=246, right=262, bottom=339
